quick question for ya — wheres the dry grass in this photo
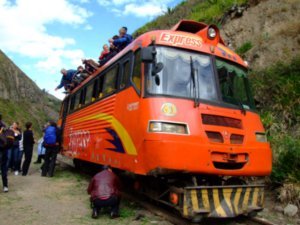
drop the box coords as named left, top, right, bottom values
left=276, top=21, right=300, bottom=38
left=278, top=183, right=300, bottom=208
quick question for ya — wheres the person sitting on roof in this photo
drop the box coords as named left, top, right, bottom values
left=99, top=35, right=120, bottom=67
left=99, top=44, right=110, bottom=63
left=82, top=59, right=99, bottom=74
left=55, top=68, right=77, bottom=92
left=69, top=66, right=90, bottom=91
left=108, top=26, right=133, bottom=52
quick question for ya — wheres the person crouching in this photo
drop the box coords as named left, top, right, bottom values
left=87, top=165, right=121, bottom=219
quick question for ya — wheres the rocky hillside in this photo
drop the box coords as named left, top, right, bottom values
left=0, top=50, right=60, bottom=135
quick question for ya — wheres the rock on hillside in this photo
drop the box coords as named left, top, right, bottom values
left=0, top=49, right=60, bottom=134
left=221, top=0, right=300, bottom=69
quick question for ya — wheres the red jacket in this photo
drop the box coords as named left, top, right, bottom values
left=99, top=50, right=109, bottom=60
left=87, top=170, right=121, bottom=200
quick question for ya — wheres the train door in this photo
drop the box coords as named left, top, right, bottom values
left=61, top=96, right=69, bottom=140
left=115, top=49, right=143, bottom=171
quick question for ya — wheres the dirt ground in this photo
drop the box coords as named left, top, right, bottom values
left=0, top=160, right=172, bottom=225
left=0, top=158, right=299, bottom=225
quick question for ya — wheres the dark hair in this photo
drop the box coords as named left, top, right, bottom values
left=25, top=122, right=32, bottom=130
left=49, top=121, right=57, bottom=127
left=122, top=26, right=127, bottom=32
left=102, top=165, right=112, bottom=171
left=112, top=35, right=119, bottom=40
left=77, top=65, right=84, bottom=70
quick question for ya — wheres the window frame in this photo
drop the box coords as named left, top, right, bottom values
left=118, top=52, right=133, bottom=90
left=131, top=48, right=142, bottom=95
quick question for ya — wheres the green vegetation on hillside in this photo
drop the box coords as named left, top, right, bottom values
left=250, top=56, right=300, bottom=183
left=236, top=41, right=253, bottom=56
left=134, top=0, right=247, bottom=36
left=0, top=96, right=60, bottom=137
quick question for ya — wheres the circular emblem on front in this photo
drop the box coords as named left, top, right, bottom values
left=161, top=103, right=177, bottom=116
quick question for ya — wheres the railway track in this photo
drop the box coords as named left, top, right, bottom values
left=123, top=191, right=278, bottom=225
left=57, top=157, right=278, bottom=225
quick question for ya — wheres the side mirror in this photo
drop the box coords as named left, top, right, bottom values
left=141, top=47, right=154, bottom=63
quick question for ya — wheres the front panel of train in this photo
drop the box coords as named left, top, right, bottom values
left=138, top=45, right=272, bottom=219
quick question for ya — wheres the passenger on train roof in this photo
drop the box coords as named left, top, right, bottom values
left=68, top=65, right=90, bottom=91
left=99, top=44, right=110, bottom=62
left=99, top=35, right=119, bottom=66
left=108, top=26, right=133, bottom=52
left=55, top=68, right=77, bottom=91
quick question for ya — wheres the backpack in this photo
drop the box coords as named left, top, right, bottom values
left=4, top=129, right=15, bottom=149
left=44, top=126, right=57, bottom=145
left=0, top=128, right=15, bottom=150
left=0, top=132, right=6, bottom=150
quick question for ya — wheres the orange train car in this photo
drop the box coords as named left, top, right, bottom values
left=58, top=20, right=272, bottom=221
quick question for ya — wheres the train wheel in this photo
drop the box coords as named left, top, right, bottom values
left=73, top=159, right=82, bottom=170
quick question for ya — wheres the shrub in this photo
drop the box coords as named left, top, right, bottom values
left=236, top=41, right=253, bottom=55
left=271, top=135, right=300, bottom=183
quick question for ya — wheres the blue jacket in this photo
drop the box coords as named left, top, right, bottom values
left=56, top=69, right=77, bottom=89
left=113, top=34, right=133, bottom=51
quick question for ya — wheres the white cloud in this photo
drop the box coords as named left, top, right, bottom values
left=98, top=0, right=133, bottom=6
left=84, top=24, right=93, bottom=30
left=98, top=0, right=174, bottom=18
left=124, top=3, right=165, bottom=17
left=0, top=0, right=92, bottom=72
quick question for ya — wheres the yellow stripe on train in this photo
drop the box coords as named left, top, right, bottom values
left=71, top=113, right=138, bottom=155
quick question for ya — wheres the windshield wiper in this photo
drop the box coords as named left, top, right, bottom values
left=226, top=72, right=246, bottom=115
left=190, top=56, right=199, bottom=108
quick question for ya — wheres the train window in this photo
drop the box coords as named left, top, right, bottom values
left=69, top=95, right=75, bottom=111
left=132, top=50, right=141, bottom=91
left=98, top=76, right=104, bottom=98
left=74, top=91, right=81, bottom=109
left=92, top=79, right=98, bottom=101
left=84, top=82, right=94, bottom=105
left=103, top=66, right=118, bottom=96
left=120, top=60, right=131, bottom=89
left=216, top=59, right=255, bottom=110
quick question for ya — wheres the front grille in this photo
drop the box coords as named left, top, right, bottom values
left=230, top=134, right=244, bottom=144
left=206, top=131, right=224, bottom=143
left=202, top=114, right=243, bottom=129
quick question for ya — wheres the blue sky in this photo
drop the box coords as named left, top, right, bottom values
left=0, top=0, right=182, bottom=99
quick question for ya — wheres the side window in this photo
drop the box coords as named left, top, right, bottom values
left=74, top=92, right=81, bottom=109
left=84, top=82, right=94, bottom=105
left=98, top=76, right=104, bottom=98
left=132, top=50, right=141, bottom=91
left=92, top=79, right=98, bottom=102
left=69, top=95, right=75, bottom=111
left=103, top=66, right=118, bottom=96
left=62, top=98, right=69, bottom=117
left=120, top=60, right=131, bottom=89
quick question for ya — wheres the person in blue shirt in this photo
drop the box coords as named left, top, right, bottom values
left=109, top=27, right=133, bottom=52
left=55, top=68, right=77, bottom=91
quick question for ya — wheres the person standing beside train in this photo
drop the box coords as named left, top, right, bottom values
left=7, top=122, right=21, bottom=174
left=0, top=122, right=14, bottom=192
left=41, top=121, right=61, bottom=177
left=21, top=122, right=35, bottom=176
left=87, top=165, right=121, bottom=219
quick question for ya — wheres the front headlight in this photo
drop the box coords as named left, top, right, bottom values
left=149, top=121, right=188, bottom=134
left=255, top=132, right=268, bottom=142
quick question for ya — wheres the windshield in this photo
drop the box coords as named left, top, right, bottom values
left=146, top=47, right=218, bottom=101
left=216, top=59, right=255, bottom=110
